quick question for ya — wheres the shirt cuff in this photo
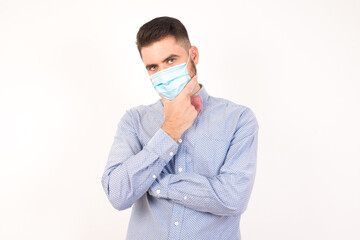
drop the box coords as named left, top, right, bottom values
left=149, top=173, right=171, bottom=199
left=145, top=128, right=179, bottom=165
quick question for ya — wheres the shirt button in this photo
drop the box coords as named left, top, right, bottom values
left=156, top=189, right=161, bottom=194
left=152, top=174, right=156, bottom=179
left=174, top=221, right=179, bottom=226
left=183, top=196, right=187, bottom=200
left=169, top=152, right=174, bottom=156
left=178, top=167, right=183, bottom=172
left=178, top=138, right=182, bottom=143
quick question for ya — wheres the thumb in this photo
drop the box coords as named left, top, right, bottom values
left=177, top=75, right=197, bottom=99
left=159, top=93, right=170, bottom=104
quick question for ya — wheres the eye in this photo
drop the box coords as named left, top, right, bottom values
left=147, top=65, right=157, bottom=71
left=168, top=58, right=175, bottom=64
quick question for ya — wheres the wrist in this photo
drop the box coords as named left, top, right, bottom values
left=161, top=125, right=180, bottom=142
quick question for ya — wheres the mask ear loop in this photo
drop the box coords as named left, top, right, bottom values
left=186, top=48, right=197, bottom=93
left=186, top=48, right=197, bottom=78
left=186, top=49, right=191, bottom=66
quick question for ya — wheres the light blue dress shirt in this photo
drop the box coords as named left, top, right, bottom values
left=101, top=84, right=259, bottom=240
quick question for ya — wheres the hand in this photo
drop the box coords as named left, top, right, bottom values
left=161, top=75, right=198, bottom=142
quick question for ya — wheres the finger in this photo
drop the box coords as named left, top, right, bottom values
left=177, top=75, right=197, bottom=99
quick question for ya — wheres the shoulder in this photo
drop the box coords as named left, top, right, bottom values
left=127, top=100, right=162, bottom=117
left=118, top=100, right=162, bottom=125
left=207, top=95, right=259, bottom=130
left=207, top=95, right=247, bottom=111
left=209, top=95, right=257, bottom=118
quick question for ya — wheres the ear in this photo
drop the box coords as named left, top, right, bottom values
left=189, top=46, right=199, bottom=65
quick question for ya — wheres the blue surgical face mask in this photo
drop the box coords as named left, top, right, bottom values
left=150, top=50, right=195, bottom=100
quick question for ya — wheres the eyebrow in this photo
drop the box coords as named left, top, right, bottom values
left=145, top=54, right=180, bottom=69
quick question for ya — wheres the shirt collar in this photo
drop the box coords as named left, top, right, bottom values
left=192, top=83, right=208, bottom=107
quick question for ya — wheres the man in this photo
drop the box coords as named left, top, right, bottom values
left=101, top=16, right=259, bottom=240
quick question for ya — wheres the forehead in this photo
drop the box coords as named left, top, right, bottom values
left=141, top=36, right=187, bottom=64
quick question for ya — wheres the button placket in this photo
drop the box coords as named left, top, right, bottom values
left=168, top=204, right=185, bottom=239
left=168, top=133, right=187, bottom=239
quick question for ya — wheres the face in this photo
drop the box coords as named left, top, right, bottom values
left=140, top=35, right=199, bottom=79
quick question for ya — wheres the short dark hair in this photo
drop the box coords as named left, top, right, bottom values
left=136, top=16, right=191, bottom=55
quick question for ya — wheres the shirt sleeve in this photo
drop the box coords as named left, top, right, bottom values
left=148, top=108, right=259, bottom=217
left=101, top=109, right=179, bottom=211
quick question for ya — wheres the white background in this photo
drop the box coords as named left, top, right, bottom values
left=0, top=0, right=359, bottom=239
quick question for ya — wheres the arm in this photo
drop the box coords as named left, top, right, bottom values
left=101, top=109, right=179, bottom=211
left=148, top=108, right=259, bottom=217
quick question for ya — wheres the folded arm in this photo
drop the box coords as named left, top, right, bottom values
left=101, top=109, right=178, bottom=211
left=149, top=108, right=259, bottom=216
